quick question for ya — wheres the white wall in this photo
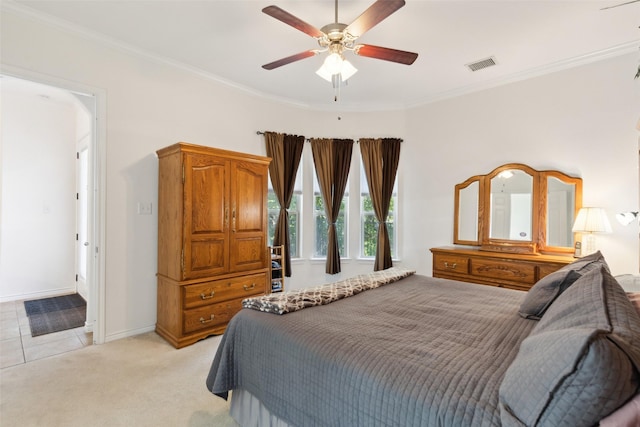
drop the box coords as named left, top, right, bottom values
left=1, top=10, right=407, bottom=340
left=0, top=86, right=77, bottom=299
left=402, top=53, right=640, bottom=276
left=2, top=9, right=638, bottom=341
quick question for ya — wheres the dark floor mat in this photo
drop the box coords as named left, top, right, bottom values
left=24, top=294, right=86, bottom=316
left=27, top=306, right=87, bottom=337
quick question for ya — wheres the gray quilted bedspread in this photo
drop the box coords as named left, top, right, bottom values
left=206, top=274, right=536, bottom=427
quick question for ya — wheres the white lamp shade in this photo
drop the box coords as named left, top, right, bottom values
left=316, top=55, right=358, bottom=82
left=315, top=65, right=333, bottom=81
left=340, top=60, right=358, bottom=81
left=572, top=207, right=612, bottom=233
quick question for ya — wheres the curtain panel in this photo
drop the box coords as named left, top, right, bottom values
left=264, top=131, right=304, bottom=277
left=310, top=138, right=354, bottom=274
left=360, top=138, right=402, bottom=271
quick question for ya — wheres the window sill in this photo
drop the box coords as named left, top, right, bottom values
left=309, top=257, right=352, bottom=263
left=356, top=257, right=402, bottom=263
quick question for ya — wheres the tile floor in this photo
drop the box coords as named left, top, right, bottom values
left=0, top=299, right=92, bottom=369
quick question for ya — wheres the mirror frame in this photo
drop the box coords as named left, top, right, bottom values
left=453, top=163, right=582, bottom=255
left=537, top=171, right=583, bottom=254
left=453, top=175, right=484, bottom=245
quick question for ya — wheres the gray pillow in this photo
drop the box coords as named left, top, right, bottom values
left=556, top=250, right=610, bottom=275
left=500, top=266, right=640, bottom=427
left=518, top=250, right=610, bottom=321
left=518, top=269, right=581, bottom=320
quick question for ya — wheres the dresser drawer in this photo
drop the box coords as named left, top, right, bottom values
left=183, top=300, right=243, bottom=334
left=433, top=254, right=469, bottom=274
left=538, top=263, right=566, bottom=280
left=470, top=259, right=536, bottom=284
left=183, top=273, right=266, bottom=309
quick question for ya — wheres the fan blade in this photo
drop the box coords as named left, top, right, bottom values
left=344, top=0, right=406, bottom=39
left=262, top=50, right=318, bottom=70
left=262, top=5, right=324, bottom=38
left=355, top=44, right=418, bottom=65
left=600, top=0, right=639, bottom=10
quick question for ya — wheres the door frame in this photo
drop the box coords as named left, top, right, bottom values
left=2, top=65, right=107, bottom=344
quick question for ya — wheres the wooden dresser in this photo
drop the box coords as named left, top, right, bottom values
left=156, top=142, right=271, bottom=348
left=430, top=246, right=575, bottom=291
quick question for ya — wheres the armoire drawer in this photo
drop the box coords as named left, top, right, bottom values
left=183, top=299, right=243, bottom=334
left=183, top=273, right=267, bottom=309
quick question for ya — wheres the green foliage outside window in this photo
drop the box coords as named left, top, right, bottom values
left=361, top=194, right=396, bottom=258
left=314, top=195, right=346, bottom=257
left=267, top=191, right=299, bottom=258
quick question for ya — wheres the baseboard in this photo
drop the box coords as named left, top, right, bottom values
left=84, top=321, right=94, bottom=333
left=104, top=324, right=156, bottom=343
left=0, top=287, right=77, bottom=303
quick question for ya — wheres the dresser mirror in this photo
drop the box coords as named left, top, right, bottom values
left=454, top=177, right=482, bottom=244
left=454, top=163, right=582, bottom=254
left=489, top=168, right=534, bottom=242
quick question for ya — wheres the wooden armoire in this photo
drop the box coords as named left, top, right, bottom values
left=156, top=142, right=271, bottom=348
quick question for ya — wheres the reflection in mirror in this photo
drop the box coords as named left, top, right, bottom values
left=458, top=181, right=479, bottom=242
left=489, top=170, right=533, bottom=241
left=547, top=177, right=576, bottom=247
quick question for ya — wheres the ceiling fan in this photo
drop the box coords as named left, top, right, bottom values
left=600, top=0, right=639, bottom=9
left=261, top=0, right=418, bottom=86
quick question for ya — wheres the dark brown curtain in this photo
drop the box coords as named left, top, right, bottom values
left=360, top=138, right=402, bottom=271
left=311, top=138, right=353, bottom=274
left=265, top=132, right=304, bottom=277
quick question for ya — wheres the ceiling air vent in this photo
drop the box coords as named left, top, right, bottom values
left=466, top=56, right=497, bottom=72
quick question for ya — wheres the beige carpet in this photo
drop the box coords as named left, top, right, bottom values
left=0, top=332, right=237, bottom=426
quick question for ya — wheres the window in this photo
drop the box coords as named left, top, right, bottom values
left=267, top=166, right=302, bottom=258
left=360, top=162, right=398, bottom=259
left=313, top=172, right=348, bottom=258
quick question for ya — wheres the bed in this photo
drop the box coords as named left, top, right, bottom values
left=206, top=252, right=640, bottom=426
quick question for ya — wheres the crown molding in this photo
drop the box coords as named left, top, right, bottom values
left=408, top=40, right=640, bottom=108
left=4, top=1, right=638, bottom=113
left=1, top=1, right=319, bottom=109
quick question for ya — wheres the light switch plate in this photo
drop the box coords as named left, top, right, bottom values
left=137, top=202, right=152, bottom=215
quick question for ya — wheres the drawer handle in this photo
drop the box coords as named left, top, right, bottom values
left=199, top=315, right=215, bottom=324
left=444, top=262, right=457, bottom=269
left=243, top=283, right=256, bottom=291
left=200, top=291, right=215, bottom=300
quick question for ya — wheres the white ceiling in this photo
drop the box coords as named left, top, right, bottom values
left=5, top=0, right=640, bottom=111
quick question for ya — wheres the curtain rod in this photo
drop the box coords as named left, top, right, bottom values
left=257, top=131, right=310, bottom=142
left=256, top=131, right=402, bottom=143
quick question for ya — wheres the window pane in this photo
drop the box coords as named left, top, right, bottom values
left=267, top=191, right=278, bottom=245
left=267, top=161, right=302, bottom=259
left=288, top=209, right=299, bottom=258
left=362, top=213, right=377, bottom=257
left=314, top=194, right=347, bottom=257
left=360, top=159, right=398, bottom=259
left=267, top=190, right=300, bottom=258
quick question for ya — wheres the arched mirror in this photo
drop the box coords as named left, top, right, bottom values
left=454, top=163, right=582, bottom=254
left=489, top=168, right=534, bottom=241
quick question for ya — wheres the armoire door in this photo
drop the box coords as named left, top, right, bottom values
left=229, top=160, right=268, bottom=272
left=183, top=153, right=229, bottom=279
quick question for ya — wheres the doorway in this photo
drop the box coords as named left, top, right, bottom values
left=0, top=71, right=105, bottom=344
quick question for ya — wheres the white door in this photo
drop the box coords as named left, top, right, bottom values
left=76, top=144, right=90, bottom=300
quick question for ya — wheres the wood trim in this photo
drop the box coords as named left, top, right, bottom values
left=431, top=246, right=575, bottom=291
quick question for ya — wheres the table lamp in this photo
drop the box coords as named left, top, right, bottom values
left=572, top=207, right=612, bottom=256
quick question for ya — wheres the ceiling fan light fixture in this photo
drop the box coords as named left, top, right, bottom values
left=316, top=54, right=358, bottom=82
left=324, top=52, right=344, bottom=74
left=340, top=59, right=358, bottom=80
